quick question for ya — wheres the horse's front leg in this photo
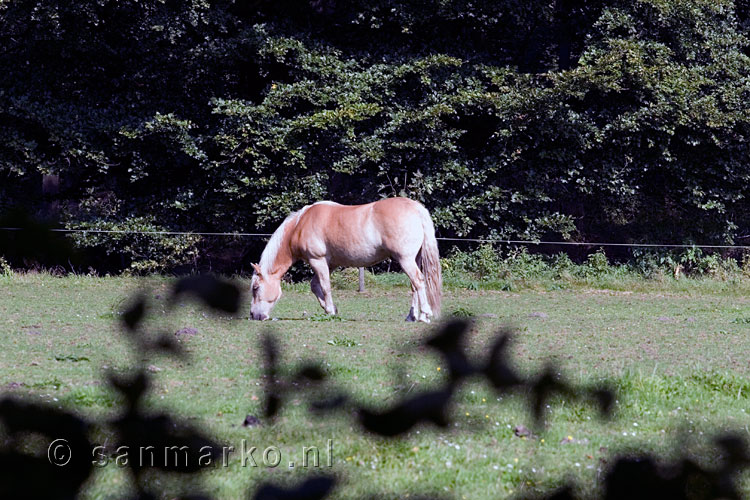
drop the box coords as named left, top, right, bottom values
left=308, top=258, right=337, bottom=315
left=310, top=274, right=327, bottom=310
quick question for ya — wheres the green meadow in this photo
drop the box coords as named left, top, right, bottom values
left=1, top=272, right=749, bottom=498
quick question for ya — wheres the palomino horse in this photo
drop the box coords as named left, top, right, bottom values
left=250, top=197, right=442, bottom=323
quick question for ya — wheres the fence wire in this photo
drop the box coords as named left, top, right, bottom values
left=1, top=227, right=749, bottom=250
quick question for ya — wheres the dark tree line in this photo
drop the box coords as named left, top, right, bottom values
left=1, top=0, right=749, bottom=272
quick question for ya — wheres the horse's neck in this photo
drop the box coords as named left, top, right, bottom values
left=264, top=218, right=295, bottom=278
left=268, top=244, right=293, bottom=278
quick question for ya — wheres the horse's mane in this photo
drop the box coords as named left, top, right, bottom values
left=258, top=201, right=339, bottom=275
left=259, top=204, right=317, bottom=274
left=259, top=210, right=299, bottom=275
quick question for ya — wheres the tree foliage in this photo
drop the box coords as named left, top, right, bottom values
left=1, top=0, right=749, bottom=271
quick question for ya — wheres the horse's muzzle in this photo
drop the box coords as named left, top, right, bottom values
left=251, top=312, right=268, bottom=321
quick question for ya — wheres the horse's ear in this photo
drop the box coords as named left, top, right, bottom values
left=251, top=263, right=262, bottom=275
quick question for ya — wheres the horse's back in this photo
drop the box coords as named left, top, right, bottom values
left=291, top=198, right=425, bottom=266
left=370, top=197, right=425, bottom=239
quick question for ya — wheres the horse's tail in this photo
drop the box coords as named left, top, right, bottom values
left=416, top=204, right=442, bottom=319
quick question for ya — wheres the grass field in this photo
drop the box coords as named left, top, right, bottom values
left=1, top=272, right=749, bottom=498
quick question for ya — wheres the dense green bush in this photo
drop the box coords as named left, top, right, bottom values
left=1, top=0, right=749, bottom=271
left=442, top=245, right=750, bottom=285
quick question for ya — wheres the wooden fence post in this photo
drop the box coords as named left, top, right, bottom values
left=358, top=267, right=365, bottom=292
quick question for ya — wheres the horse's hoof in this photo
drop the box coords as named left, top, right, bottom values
left=405, top=315, right=416, bottom=322
left=418, top=314, right=431, bottom=324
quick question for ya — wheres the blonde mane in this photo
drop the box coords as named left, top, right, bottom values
left=259, top=202, right=340, bottom=275
left=259, top=211, right=298, bottom=275
left=259, top=203, right=333, bottom=275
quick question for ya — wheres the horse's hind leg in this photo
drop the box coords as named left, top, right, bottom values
left=308, top=258, right=337, bottom=315
left=405, top=283, right=418, bottom=322
left=398, top=257, right=432, bottom=323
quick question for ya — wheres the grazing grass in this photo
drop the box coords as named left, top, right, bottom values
left=1, top=271, right=749, bottom=498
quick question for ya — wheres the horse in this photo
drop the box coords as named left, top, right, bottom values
left=249, top=197, right=442, bottom=323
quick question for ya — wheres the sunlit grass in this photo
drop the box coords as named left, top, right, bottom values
left=0, top=272, right=748, bottom=498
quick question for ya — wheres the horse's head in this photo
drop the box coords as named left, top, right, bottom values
left=250, top=263, right=282, bottom=320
